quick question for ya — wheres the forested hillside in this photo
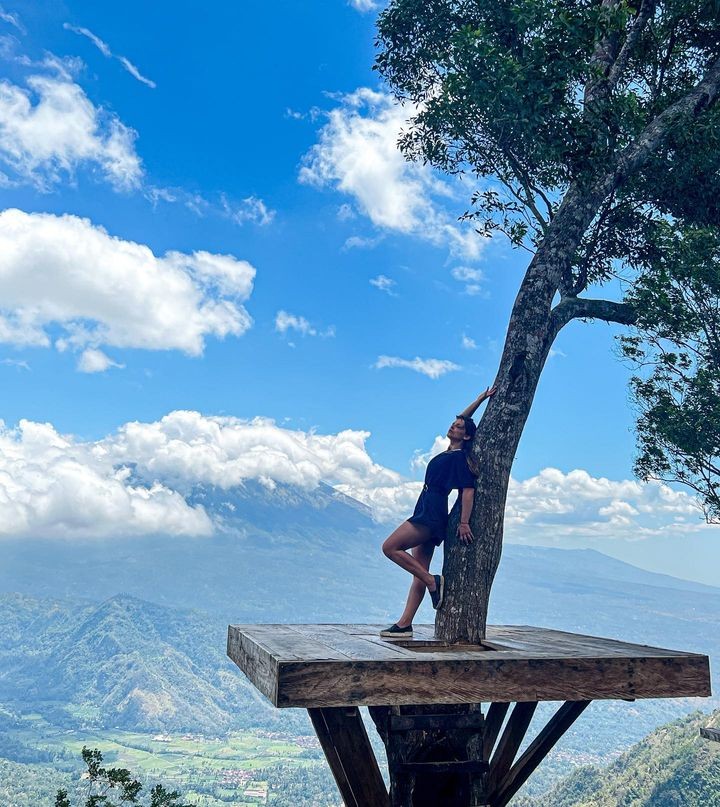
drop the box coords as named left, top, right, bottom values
left=521, top=710, right=720, bottom=806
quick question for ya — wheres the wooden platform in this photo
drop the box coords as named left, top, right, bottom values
left=226, top=623, right=711, bottom=708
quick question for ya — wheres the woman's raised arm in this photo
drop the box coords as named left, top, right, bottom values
left=458, top=386, right=497, bottom=419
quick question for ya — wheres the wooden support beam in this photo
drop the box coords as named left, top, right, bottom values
left=308, top=706, right=390, bottom=807
left=487, top=702, right=537, bottom=793
left=489, top=700, right=591, bottom=807
left=483, top=702, right=510, bottom=761
left=390, top=712, right=485, bottom=733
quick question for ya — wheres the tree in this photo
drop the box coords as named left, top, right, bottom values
left=55, top=747, right=194, bottom=807
left=375, top=0, right=720, bottom=642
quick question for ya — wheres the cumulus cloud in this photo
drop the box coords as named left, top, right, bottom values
left=275, top=310, right=335, bottom=338
left=0, top=209, right=255, bottom=361
left=63, top=23, right=156, bottom=88
left=0, top=73, right=142, bottom=189
left=461, top=334, right=478, bottom=349
left=299, top=88, right=482, bottom=259
left=503, top=467, right=709, bottom=543
left=374, top=355, right=461, bottom=379
left=0, top=418, right=212, bottom=538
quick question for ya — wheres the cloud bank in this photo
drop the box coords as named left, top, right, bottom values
left=0, top=411, right=711, bottom=542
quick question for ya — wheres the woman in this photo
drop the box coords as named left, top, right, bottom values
left=380, top=386, right=496, bottom=638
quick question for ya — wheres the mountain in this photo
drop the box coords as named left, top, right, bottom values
left=0, top=592, right=303, bottom=735
left=521, top=709, right=720, bottom=806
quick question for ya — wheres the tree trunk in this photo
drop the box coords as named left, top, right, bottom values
left=437, top=182, right=612, bottom=643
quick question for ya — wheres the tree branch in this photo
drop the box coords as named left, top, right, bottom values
left=584, top=0, right=657, bottom=110
left=550, top=296, right=638, bottom=334
left=606, top=0, right=658, bottom=91
left=615, top=54, right=720, bottom=181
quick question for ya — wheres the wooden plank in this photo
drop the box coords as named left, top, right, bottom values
left=398, top=760, right=488, bottom=774
left=274, top=654, right=711, bottom=707
left=701, top=726, right=720, bottom=743
left=483, top=702, right=510, bottom=761
left=286, top=624, right=413, bottom=660
left=308, top=707, right=389, bottom=807
left=389, top=712, right=485, bottom=732
left=226, top=626, right=278, bottom=704
left=488, top=702, right=537, bottom=793
left=490, top=700, right=591, bottom=807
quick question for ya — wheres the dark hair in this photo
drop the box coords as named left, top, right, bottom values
left=456, top=415, right=477, bottom=453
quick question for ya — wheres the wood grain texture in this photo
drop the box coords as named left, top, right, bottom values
left=308, top=707, right=389, bottom=807
left=489, top=700, right=590, bottom=807
left=226, top=624, right=712, bottom=708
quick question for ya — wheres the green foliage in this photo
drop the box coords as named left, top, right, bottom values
left=56, top=748, right=194, bottom=807
left=375, top=0, right=720, bottom=260
left=620, top=224, right=720, bottom=520
left=525, top=709, right=720, bottom=806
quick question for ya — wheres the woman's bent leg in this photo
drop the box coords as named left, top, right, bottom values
left=396, top=541, right=435, bottom=627
left=382, top=521, right=436, bottom=589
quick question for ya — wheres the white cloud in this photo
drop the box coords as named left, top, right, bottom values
left=63, top=23, right=156, bottom=88
left=117, top=56, right=155, bottom=89
left=0, top=209, right=255, bottom=360
left=221, top=194, right=276, bottom=226
left=461, top=334, right=478, bottom=350
left=0, top=357, right=29, bottom=370
left=0, top=5, right=24, bottom=34
left=0, top=418, right=212, bottom=538
left=369, top=274, right=396, bottom=294
left=300, top=88, right=482, bottom=259
left=0, top=410, right=714, bottom=541
left=374, top=355, right=461, bottom=379
left=344, top=234, right=384, bottom=250
left=0, top=72, right=142, bottom=190
left=451, top=265, right=485, bottom=296
left=348, top=0, right=380, bottom=11
left=77, top=348, right=124, bottom=373
left=275, top=310, right=334, bottom=338
left=504, top=468, right=707, bottom=543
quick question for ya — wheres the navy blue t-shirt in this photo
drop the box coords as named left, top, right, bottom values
left=424, top=449, right=477, bottom=493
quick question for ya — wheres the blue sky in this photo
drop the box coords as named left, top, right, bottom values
left=0, top=0, right=718, bottom=584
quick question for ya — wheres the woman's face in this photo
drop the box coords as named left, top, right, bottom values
left=447, top=418, right=469, bottom=441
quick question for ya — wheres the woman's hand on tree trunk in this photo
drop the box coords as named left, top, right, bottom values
left=457, top=522, right=474, bottom=544
left=479, top=386, right=497, bottom=402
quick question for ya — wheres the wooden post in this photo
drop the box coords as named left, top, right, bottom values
left=308, top=706, right=389, bottom=807
left=369, top=703, right=488, bottom=806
